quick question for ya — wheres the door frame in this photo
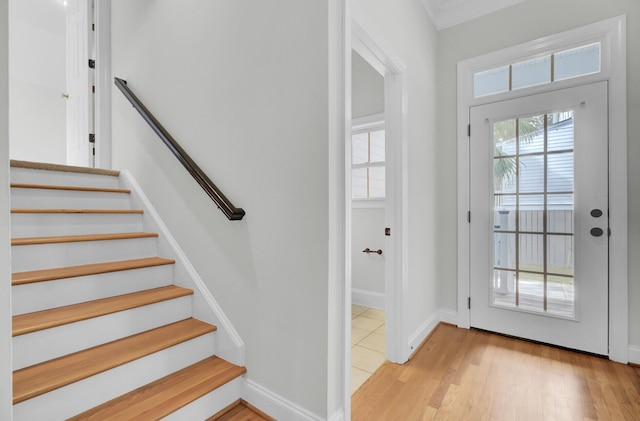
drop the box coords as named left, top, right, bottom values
left=332, top=4, right=409, bottom=418
left=94, top=0, right=111, bottom=169
left=456, top=16, right=628, bottom=362
left=350, top=8, right=409, bottom=366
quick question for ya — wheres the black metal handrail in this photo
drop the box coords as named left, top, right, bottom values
left=114, top=77, right=245, bottom=220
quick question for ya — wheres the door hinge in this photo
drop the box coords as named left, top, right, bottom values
left=92, top=23, right=95, bottom=32
left=468, top=211, right=471, bottom=223
left=467, top=124, right=471, bottom=137
left=89, top=133, right=95, bottom=143
left=88, top=59, right=95, bottom=69
left=92, top=85, right=95, bottom=94
left=467, top=297, right=471, bottom=309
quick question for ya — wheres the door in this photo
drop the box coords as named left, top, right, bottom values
left=469, top=82, right=608, bottom=355
left=66, top=0, right=94, bottom=167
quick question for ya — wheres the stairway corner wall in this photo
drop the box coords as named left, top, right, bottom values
left=119, top=170, right=245, bottom=366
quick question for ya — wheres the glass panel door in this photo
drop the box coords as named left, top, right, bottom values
left=469, top=82, right=609, bottom=355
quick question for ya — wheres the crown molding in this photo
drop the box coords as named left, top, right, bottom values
left=422, top=0, right=527, bottom=30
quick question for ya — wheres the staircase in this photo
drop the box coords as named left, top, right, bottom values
left=9, top=160, right=267, bottom=420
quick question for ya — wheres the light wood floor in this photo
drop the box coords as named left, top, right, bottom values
left=209, top=400, right=273, bottom=421
left=352, top=323, right=640, bottom=421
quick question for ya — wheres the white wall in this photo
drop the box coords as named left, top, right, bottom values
left=352, top=0, right=440, bottom=351
left=351, top=50, right=383, bottom=119
left=9, top=0, right=66, bottom=164
left=110, top=0, right=329, bottom=417
left=0, top=0, right=12, bottom=418
left=351, top=206, right=385, bottom=306
left=436, top=0, right=640, bottom=348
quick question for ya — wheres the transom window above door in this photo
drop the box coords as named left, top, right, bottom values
left=474, top=42, right=601, bottom=98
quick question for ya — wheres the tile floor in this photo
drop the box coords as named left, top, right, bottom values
left=351, top=304, right=386, bottom=394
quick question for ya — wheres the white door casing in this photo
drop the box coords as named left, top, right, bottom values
left=94, top=0, right=112, bottom=169
left=469, top=82, right=608, bottom=355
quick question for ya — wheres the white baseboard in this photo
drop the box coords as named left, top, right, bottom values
left=351, top=288, right=385, bottom=310
left=408, top=310, right=440, bottom=355
left=243, top=379, right=323, bottom=421
left=406, top=308, right=459, bottom=357
left=439, top=308, right=458, bottom=325
left=328, top=409, right=345, bottom=421
left=629, top=345, right=640, bottom=365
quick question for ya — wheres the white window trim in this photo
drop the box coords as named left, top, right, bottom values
left=457, top=15, right=628, bottom=363
left=352, top=112, right=384, bottom=131
left=352, top=198, right=385, bottom=209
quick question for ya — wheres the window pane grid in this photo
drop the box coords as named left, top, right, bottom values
left=352, top=162, right=385, bottom=170
left=499, top=148, right=575, bottom=159
left=494, top=230, right=573, bottom=236
left=351, top=128, right=386, bottom=199
left=492, top=111, right=575, bottom=317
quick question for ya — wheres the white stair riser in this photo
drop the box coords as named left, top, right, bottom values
left=13, top=297, right=194, bottom=370
left=162, top=377, right=243, bottom=421
left=11, top=213, right=144, bottom=237
left=13, top=333, right=216, bottom=421
left=11, top=188, right=132, bottom=210
left=11, top=237, right=159, bottom=272
left=10, top=166, right=245, bottom=420
left=10, top=167, right=121, bottom=189
left=12, top=265, right=174, bottom=315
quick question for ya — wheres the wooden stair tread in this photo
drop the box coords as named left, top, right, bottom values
left=13, top=318, right=217, bottom=404
left=10, top=159, right=120, bottom=176
left=10, top=183, right=131, bottom=194
left=12, top=232, right=158, bottom=246
left=209, top=400, right=274, bottom=421
left=11, top=208, right=143, bottom=214
left=68, top=356, right=246, bottom=420
left=12, top=256, right=175, bottom=285
left=13, top=285, right=193, bottom=336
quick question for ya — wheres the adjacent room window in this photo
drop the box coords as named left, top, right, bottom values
left=474, top=42, right=601, bottom=98
left=352, top=124, right=385, bottom=199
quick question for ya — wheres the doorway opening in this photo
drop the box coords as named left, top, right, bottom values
left=347, top=12, right=409, bottom=401
left=8, top=0, right=110, bottom=168
left=350, top=50, right=386, bottom=393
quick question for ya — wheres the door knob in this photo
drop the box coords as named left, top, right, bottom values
left=590, top=209, right=603, bottom=218
left=590, top=227, right=604, bottom=237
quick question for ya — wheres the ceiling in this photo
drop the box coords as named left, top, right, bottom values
left=422, top=0, right=527, bottom=30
